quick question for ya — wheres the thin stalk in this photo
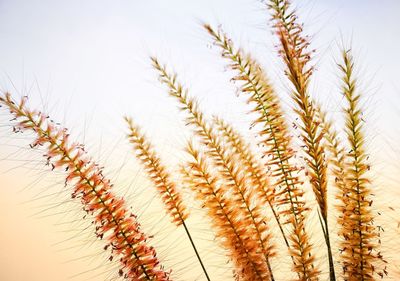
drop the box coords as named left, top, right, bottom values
left=324, top=218, right=336, bottom=281
left=182, top=220, right=211, bottom=281
left=317, top=210, right=335, bottom=281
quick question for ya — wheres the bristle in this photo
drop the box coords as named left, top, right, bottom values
left=0, top=93, right=171, bottom=281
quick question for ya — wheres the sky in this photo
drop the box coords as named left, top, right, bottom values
left=0, top=0, right=400, bottom=280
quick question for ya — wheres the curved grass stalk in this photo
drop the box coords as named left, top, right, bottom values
left=205, top=24, right=317, bottom=281
left=151, top=57, right=275, bottom=280
left=0, top=93, right=171, bottom=281
left=125, top=117, right=210, bottom=281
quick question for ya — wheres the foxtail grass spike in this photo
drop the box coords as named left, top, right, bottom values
left=205, top=24, right=318, bottom=281
left=315, top=103, right=349, bottom=209
left=267, top=0, right=328, bottom=219
left=125, top=117, right=211, bottom=281
left=266, top=1, right=335, bottom=278
left=151, top=57, right=275, bottom=280
left=337, top=49, right=386, bottom=280
left=125, top=116, right=188, bottom=225
left=0, top=93, right=171, bottom=281
left=181, top=142, right=270, bottom=281
left=212, top=116, right=288, bottom=245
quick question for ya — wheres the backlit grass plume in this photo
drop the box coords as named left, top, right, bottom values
left=337, top=50, right=386, bottom=280
left=267, top=0, right=334, bottom=279
left=267, top=0, right=328, bottom=219
left=212, top=116, right=284, bottom=243
left=205, top=24, right=318, bottom=280
left=151, top=57, right=275, bottom=280
left=125, top=117, right=188, bottom=226
left=125, top=117, right=210, bottom=281
left=315, top=103, right=348, bottom=213
left=181, top=142, right=271, bottom=281
left=0, top=93, right=171, bottom=281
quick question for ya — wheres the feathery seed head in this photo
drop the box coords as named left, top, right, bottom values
left=0, top=93, right=171, bottom=281
left=336, top=50, right=386, bottom=280
left=125, top=116, right=189, bottom=226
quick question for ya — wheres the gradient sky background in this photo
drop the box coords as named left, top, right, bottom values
left=0, top=1, right=400, bottom=280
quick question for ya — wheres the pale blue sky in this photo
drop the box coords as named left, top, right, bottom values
left=0, top=0, right=399, bottom=148
left=0, top=1, right=399, bottom=280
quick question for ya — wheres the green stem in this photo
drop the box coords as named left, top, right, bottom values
left=324, top=218, right=336, bottom=281
left=317, top=210, right=336, bottom=281
left=182, top=220, right=211, bottom=281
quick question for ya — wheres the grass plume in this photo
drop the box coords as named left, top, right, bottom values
left=0, top=93, right=171, bottom=281
left=181, top=142, right=270, bottom=281
left=125, top=117, right=188, bottom=226
left=337, top=50, right=386, bottom=280
left=125, top=117, right=210, bottom=281
left=212, top=116, right=285, bottom=244
left=205, top=24, right=318, bottom=280
left=151, top=57, right=275, bottom=280
left=267, top=0, right=335, bottom=278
